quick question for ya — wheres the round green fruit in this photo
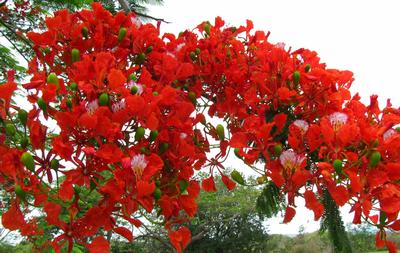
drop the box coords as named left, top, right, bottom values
left=189, top=51, right=196, bottom=61
left=149, top=130, right=158, bottom=142
left=81, top=27, right=89, bottom=38
left=118, top=27, right=127, bottom=42
left=159, top=142, right=169, bottom=154
left=369, top=151, right=381, bottom=168
left=146, top=46, right=153, bottom=54
left=5, top=123, right=16, bottom=136
left=304, top=64, right=311, bottom=73
left=204, top=23, right=211, bottom=35
left=333, top=159, right=343, bottom=173
left=135, top=53, right=146, bottom=65
left=98, top=93, right=109, bottom=106
left=37, top=98, right=47, bottom=111
left=153, top=188, right=162, bottom=200
left=21, top=152, right=35, bottom=171
left=234, top=148, right=242, bottom=158
left=293, top=71, right=301, bottom=85
left=15, top=184, right=27, bottom=200
left=130, top=85, right=139, bottom=95
left=216, top=124, right=225, bottom=141
left=128, top=73, right=137, bottom=81
left=50, top=159, right=59, bottom=170
left=71, top=48, right=80, bottom=63
left=273, top=144, right=283, bottom=156
left=47, top=73, right=59, bottom=85
left=135, top=127, right=145, bottom=141
left=18, top=109, right=28, bottom=125
left=66, top=99, right=72, bottom=108
left=188, top=91, right=197, bottom=104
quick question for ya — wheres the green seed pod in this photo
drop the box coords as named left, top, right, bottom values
left=15, top=184, right=26, bottom=200
left=304, top=64, right=311, bottom=73
left=189, top=51, right=196, bottom=61
left=50, top=159, right=59, bottom=170
left=69, top=82, right=78, bottom=91
left=152, top=91, right=159, bottom=96
left=128, top=73, right=137, bottom=81
left=47, top=73, right=59, bottom=86
left=146, top=46, right=153, bottom=54
left=293, top=71, right=301, bottom=85
left=369, top=151, right=381, bottom=168
left=159, top=142, right=169, bottom=154
left=149, top=130, right=158, bottom=142
left=81, top=27, right=89, bottom=38
left=135, top=127, right=145, bottom=141
left=130, top=85, right=138, bottom=95
left=204, top=23, right=211, bottom=35
left=21, top=152, right=35, bottom=171
left=71, top=48, right=80, bottom=63
left=216, top=124, right=225, bottom=141
left=140, top=147, right=148, bottom=154
left=234, top=148, right=242, bottom=159
left=179, top=180, right=189, bottom=193
left=118, top=27, right=127, bottom=42
left=195, top=48, right=201, bottom=55
left=188, top=91, right=197, bottom=105
left=37, top=98, right=47, bottom=111
left=98, top=93, right=109, bottom=106
left=135, top=53, right=146, bottom=65
left=5, top=123, right=16, bottom=136
left=333, top=159, right=343, bottom=173
left=66, top=99, right=72, bottom=108
left=230, top=170, right=245, bottom=185
left=371, top=139, right=379, bottom=148
left=155, top=179, right=161, bottom=187
left=153, top=188, right=162, bottom=200
left=273, top=144, right=283, bottom=156
left=18, top=109, right=28, bottom=125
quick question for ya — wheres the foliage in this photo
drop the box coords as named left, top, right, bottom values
left=185, top=176, right=269, bottom=252
left=1, top=2, right=400, bottom=253
left=320, top=189, right=353, bottom=253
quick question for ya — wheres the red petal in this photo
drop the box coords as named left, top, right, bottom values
left=1, top=202, right=25, bottom=230
left=168, top=227, right=191, bottom=253
left=87, top=236, right=110, bottom=253
left=283, top=206, right=296, bottom=223
left=229, top=132, right=248, bottom=148
left=221, top=174, right=236, bottom=191
left=202, top=177, right=217, bottom=192
left=108, top=69, right=126, bottom=90
left=114, top=227, right=133, bottom=242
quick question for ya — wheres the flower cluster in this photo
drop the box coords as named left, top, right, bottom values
left=1, top=3, right=400, bottom=253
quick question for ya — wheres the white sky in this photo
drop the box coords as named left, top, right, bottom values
left=148, top=0, right=400, bottom=234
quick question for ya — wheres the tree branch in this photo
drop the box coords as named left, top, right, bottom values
left=117, top=0, right=130, bottom=13
left=0, top=29, right=30, bottom=63
left=134, top=12, right=170, bottom=24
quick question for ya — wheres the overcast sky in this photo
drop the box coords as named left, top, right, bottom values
left=148, top=0, right=400, bottom=234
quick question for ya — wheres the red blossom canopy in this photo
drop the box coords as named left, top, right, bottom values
left=1, top=3, right=400, bottom=253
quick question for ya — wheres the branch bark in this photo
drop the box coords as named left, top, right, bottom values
left=117, top=0, right=130, bottom=13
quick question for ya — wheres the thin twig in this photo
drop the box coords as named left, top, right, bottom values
left=0, top=29, right=30, bottom=63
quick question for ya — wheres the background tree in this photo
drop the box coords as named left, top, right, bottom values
left=106, top=174, right=270, bottom=253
